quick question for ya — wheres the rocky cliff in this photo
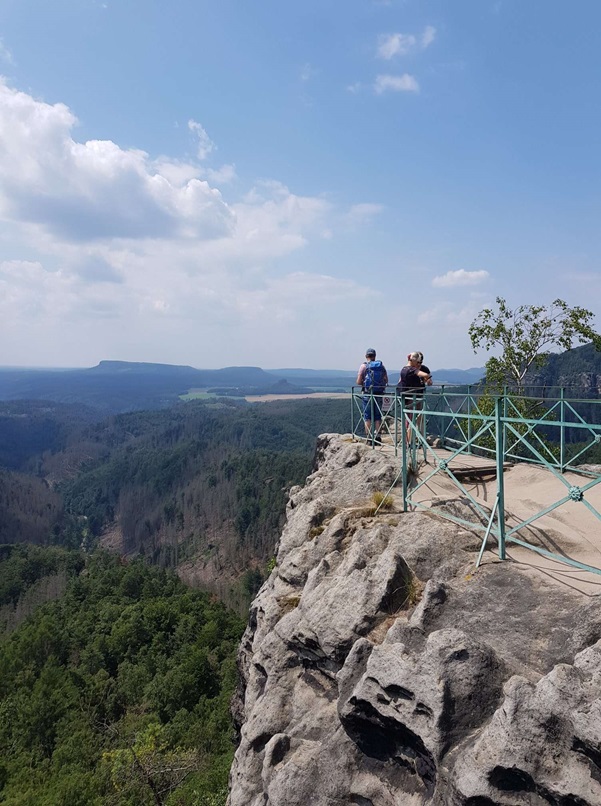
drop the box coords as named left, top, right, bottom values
left=228, top=434, right=601, bottom=805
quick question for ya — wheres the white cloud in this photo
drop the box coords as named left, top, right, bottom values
left=188, top=119, right=215, bottom=160
left=377, top=27, right=437, bottom=59
left=346, top=82, right=362, bottom=94
left=0, top=82, right=234, bottom=241
left=377, top=33, right=416, bottom=60
left=431, top=269, right=490, bottom=288
left=0, top=40, right=14, bottom=65
left=152, top=158, right=201, bottom=187
left=234, top=272, right=377, bottom=322
left=374, top=74, right=420, bottom=94
left=0, top=80, right=388, bottom=367
left=206, top=164, right=237, bottom=184
left=421, top=25, right=437, bottom=48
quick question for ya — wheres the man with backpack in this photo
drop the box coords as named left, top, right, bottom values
left=356, top=348, right=389, bottom=439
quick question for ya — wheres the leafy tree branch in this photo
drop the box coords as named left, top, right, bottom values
left=469, top=297, right=601, bottom=392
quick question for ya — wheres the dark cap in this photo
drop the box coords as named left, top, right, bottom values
left=365, top=348, right=376, bottom=357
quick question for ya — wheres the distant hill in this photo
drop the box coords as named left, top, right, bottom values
left=268, top=366, right=485, bottom=388
left=0, top=362, right=297, bottom=413
left=430, top=367, right=485, bottom=385
left=0, top=360, right=486, bottom=412
left=526, top=342, right=601, bottom=396
left=269, top=368, right=356, bottom=379
left=267, top=369, right=355, bottom=390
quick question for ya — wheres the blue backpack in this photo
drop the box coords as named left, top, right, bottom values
left=364, top=360, right=386, bottom=392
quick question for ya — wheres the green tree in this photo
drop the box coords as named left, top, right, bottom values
left=102, top=722, right=202, bottom=806
left=0, top=548, right=244, bottom=805
left=469, top=297, right=601, bottom=393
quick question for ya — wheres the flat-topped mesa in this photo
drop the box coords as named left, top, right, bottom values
left=228, top=434, right=601, bottom=806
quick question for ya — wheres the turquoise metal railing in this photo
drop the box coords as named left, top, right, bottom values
left=351, top=386, right=601, bottom=575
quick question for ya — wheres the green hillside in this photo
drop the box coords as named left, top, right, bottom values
left=0, top=397, right=349, bottom=610
left=0, top=363, right=302, bottom=413
left=526, top=342, right=601, bottom=396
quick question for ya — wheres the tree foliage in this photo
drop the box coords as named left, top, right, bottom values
left=0, top=547, right=244, bottom=805
left=469, top=297, right=601, bottom=392
left=0, top=397, right=349, bottom=609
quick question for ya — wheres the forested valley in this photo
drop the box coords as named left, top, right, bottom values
left=1, top=397, right=348, bottom=605
left=0, top=395, right=349, bottom=804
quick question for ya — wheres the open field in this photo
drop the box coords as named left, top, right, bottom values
left=181, top=390, right=349, bottom=403
left=180, top=390, right=222, bottom=400
left=244, top=392, right=349, bottom=403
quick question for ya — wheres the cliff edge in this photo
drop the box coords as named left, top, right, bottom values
left=228, top=434, right=601, bottom=805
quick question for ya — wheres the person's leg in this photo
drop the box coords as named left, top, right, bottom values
left=404, top=400, right=413, bottom=443
left=415, top=398, right=424, bottom=441
left=373, top=394, right=384, bottom=439
left=362, top=395, right=372, bottom=436
left=405, top=396, right=422, bottom=442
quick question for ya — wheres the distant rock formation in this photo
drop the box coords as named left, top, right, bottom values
left=525, top=342, right=601, bottom=397
left=228, top=434, right=601, bottom=805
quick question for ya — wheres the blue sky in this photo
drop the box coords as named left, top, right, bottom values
left=0, top=0, right=599, bottom=370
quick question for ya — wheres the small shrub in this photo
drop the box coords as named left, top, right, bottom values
left=309, top=525, right=325, bottom=539
left=347, top=492, right=395, bottom=520
left=405, top=574, right=422, bottom=606
left=382, top=572, right=422, bottom=616
left=371, top=491, right=393, bottom=511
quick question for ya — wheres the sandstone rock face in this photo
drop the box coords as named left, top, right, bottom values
left=228, top=434, right=601, bottom=806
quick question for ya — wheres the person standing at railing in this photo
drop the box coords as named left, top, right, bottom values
left=356, top=348, right=389, bottom=439
left=397, top=351, right=432, bottom=441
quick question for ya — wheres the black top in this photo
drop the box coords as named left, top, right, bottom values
left=398, top=364, right=431, bottom=395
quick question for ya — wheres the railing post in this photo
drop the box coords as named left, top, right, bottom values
left=394, top=388, right=398, bottom=457
left=467, top=385, right=472, bottom=455
left=560, top=387, right=565, bottom=472
left=440, top=384, right=446, bottom=446
left=411, top=394, right=418, bottom=468
left=422, top=393, right=427, bottom=463
left=495, top=396, right=506, bottom=560
left=401, top=393, right=408, bottom=511
left=502, top=385, right=508, bottom=462
left=370, top=392, right=375, bottom=447
left=351, top=386, right=356, bottom=440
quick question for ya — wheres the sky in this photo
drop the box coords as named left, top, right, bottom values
left=0, top=0, right=599, bottom=371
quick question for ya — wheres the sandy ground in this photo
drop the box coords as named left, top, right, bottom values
left=375, top=442, right=601, bottom=596
left=245, top=392, right=349, bottom=402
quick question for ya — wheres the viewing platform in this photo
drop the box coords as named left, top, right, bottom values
left=351, top=386, right=601, bottom=593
